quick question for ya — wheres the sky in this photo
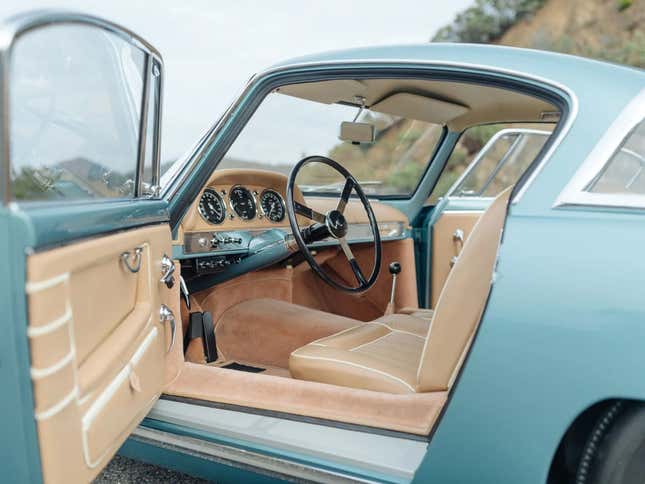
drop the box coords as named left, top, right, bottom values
left=0, top=0, right=473, bottom=162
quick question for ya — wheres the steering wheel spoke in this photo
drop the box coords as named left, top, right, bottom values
left=337, top=178, right=354, bottom=214
left=287, top=155, right=381, bottom=293
left=294, top=201, right=326, bottom=224
left=339, top=237, right=367, bottom=285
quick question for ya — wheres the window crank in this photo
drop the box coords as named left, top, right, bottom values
left=160, top=254, right=175, bottom=289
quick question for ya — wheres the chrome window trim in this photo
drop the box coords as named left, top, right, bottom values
left=554, top=87, right=645, bottom=209
left=444, top=128, right=552, bottom=199
left=0, top=9, right=164, bottom=204
left=161, top=58, right=577, bottom=207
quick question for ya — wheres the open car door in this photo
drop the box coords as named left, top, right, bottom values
left=0, top=12, right=176, bottom=483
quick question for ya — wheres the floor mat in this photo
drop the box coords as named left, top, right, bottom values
left=220, top=362, right=266, bottom=373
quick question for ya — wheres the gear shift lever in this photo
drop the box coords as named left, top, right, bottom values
left=384, top=261, right=401, bottom=315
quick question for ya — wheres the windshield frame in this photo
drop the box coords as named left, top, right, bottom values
left=163, top=62, right=573, bottom=228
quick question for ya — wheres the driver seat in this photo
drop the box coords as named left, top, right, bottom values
left=289, top=188, right=512, bottom=393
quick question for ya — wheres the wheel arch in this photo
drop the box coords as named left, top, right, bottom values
left=546, top=398, right=645, bottom=483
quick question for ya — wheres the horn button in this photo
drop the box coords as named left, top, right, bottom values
left=325, top=210, right=348, bottom=239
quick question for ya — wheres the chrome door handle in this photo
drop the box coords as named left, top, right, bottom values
left=160, top=254, right=175, bottom=288
left=159, top=304, right=176, bottom=353
left=121, top=247, right=143, bottom=273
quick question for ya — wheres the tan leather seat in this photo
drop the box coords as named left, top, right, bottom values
left=290, top=187, right=512, bottom=393
left=290, top=314, right=430, bottom=393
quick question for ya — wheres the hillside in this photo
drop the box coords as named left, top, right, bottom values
left=499, top=0, right=644, bottom=67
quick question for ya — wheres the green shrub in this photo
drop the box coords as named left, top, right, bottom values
left=432, top=0, right=547, bottom=43
left=617, top=0, right=633, bottom=12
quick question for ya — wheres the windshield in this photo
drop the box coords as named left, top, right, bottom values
left=211, top=89, right=443, bottom=197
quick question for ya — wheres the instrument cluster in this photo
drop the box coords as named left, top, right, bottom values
left=198, top=185, right=286, bottom=225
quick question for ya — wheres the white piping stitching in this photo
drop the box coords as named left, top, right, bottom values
left=291, top=352, right=415, bottom=392
left=82, top=326, right=158, bottom=431
left=308, top=323, right=367, bottom=345
left=34, top=387, right=78, bottom=421
left=30, top=349, right=75, bottom=379
left=26, top=273, right=69, bottom=293
left=27, top=305, right=72, bottom=337
left=374, top=322, right=426, bottom=340
left=349, top=332, right=392, bottom=351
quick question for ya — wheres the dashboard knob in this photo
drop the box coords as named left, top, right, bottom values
left=197, top=237, right=208, bottom=248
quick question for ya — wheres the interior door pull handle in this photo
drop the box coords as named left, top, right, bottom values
left=121, top=247, right=143, bottom=273
left=449, top=229, right=465, bottom=268
left=159, top=304, right=176, bottom=353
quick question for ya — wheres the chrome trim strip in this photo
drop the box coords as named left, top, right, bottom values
left=131, top=426, right=370, bottom=484
left=144, top=398, right=427, bottom=482
left=150, top=59, right=163, bottom=194
left=161, top=58, right=577, bottom=207
left=0, top=9, right=164, bottom=204
left=135, top=54, right=151, bottom=197
left=554, top=87, right=645, bottom=209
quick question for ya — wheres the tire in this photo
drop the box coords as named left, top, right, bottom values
left=577, top=402, right=645, bottom=484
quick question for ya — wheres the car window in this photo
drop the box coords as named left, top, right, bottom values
left=9, top=25, right=147, bottom=201
left=586, top=119, right=645, bottom=195
left=427, top=123, right=554, bottom=204
left=216, top=90, right=443, bottom=197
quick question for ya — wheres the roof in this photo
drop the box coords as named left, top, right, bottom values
left=269, top=43, right=644, bottom=96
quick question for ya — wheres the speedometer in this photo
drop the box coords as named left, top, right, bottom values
left=229, top=186, right=256, bottom=220
left=198, top=188, right=226, bottom=224
left=260, top=189, right=285, bottom=222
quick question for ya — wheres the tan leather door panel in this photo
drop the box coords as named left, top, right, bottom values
left=26, top=224, right=172, bottom=483
left=431, top=212, right=481, bottom=307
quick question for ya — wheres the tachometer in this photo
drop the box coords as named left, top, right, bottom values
left=229, top=186, right=256, bottom=220
left=260, top=189, right=285, bottom=223
left=198, top=188, right=226, bottom=224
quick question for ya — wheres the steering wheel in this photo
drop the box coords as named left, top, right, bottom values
left=286, top=156, right=382, bottom=293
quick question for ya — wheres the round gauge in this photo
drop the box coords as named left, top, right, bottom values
left=260, top=189, right=286, bottom=223
left=198, top=188, right=226, bottom=224
left=229, top=186, right=256, bottom=220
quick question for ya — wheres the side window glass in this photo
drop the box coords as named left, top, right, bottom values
left=586, top=119, right=645, bottom=194
left=427, top=123, right=553, bottom=204
left=9, top=25, right=148, bottom=201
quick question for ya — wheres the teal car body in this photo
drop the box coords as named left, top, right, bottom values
left=1, top=9, right=644, bottom=484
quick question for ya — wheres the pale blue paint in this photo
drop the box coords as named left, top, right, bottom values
left=7, top=39, right=645, bottom=483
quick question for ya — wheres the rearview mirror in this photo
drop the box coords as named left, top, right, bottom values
left=339, top=121, right=375, bottom=145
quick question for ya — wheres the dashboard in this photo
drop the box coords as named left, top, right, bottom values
left=178, top=169, right=409, bottom=284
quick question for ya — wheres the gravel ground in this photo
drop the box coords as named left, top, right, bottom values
left=94, top=455, right=212, bottom=483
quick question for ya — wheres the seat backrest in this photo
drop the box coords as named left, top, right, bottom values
left=416, top=187, right=512, bottom=392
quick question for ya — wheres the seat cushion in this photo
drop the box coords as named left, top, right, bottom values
left=289, top=318, right=429, bottom=394
left=397, top=307, right=434, bottom=321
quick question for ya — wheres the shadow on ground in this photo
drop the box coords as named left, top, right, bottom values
left=94, top=455, right=212, bottom=483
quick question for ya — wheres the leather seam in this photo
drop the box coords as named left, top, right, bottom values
left=290, top=352, right=415, bottom=392
left=349, top=331, right=393, bottom=351
left=374, top=322, right=426, bottom=340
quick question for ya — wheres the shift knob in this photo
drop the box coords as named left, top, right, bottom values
left=389, top=262, right=401, bottom=275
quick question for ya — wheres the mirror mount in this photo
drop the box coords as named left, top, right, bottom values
left=339, top=95, right=375, bottom=145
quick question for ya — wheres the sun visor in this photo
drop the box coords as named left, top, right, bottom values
left=370, top=92, right=468, bottom=125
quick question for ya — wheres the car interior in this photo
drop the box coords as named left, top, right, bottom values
left=160, top=77, right=559, bottom=435
left=22, top=69, right=560, bottom=481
